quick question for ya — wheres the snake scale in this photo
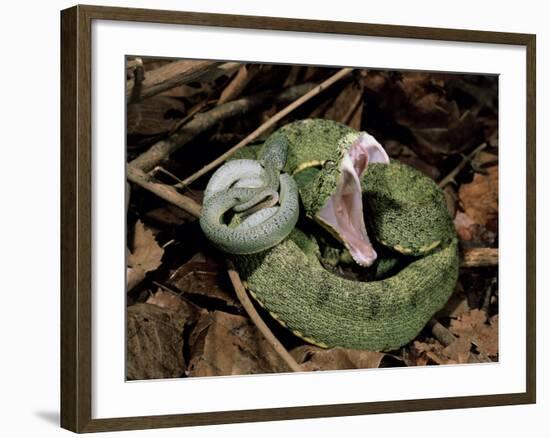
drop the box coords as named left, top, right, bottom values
left=200, top=119, right=459, bottom=351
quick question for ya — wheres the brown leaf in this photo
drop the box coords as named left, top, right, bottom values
left=146, top=289, right=205, bottom=325
left=436, top=283, right=471, bottom=319
left=187, top=311, right=289, bottom=377
left=128, top=220, right=164, bottom=274
left=159, top=83, right=213, bottom=99
left=450, top=309, right=498, bottom=357
left=364, top=71, right=484, bottom=159
left=441, top=337, right=473, bottom=364
left=127, top=96, right=185, bottom=136
left=454, top=211, right=496, bottom=245
left=168, top=252, right=241, bottom=309
left=412, top=340, right=450, bottom=365
left=291, top=345, right=389, bottom=371
left=454, top=211, right=477, bottom=241
left=473, top=151, right=498, bottom=167
left=409, top=110, right=481, bottom=157
left=126, top=303, right=187, bottom=380
left=324, top=82, right=364, bottom=125
left=363, top=70, right=388, bottom=94
left=412, top=339, right=472, bottom=365
left=459, top=166, right=498, bottom=231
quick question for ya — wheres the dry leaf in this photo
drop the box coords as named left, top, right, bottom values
left=409, top=110, right=481, bottom=157
left=436, top=283, right=470, bottom=319
left=473, top=151, right=498, bottom=167
left=146, top=288, right=205, bottom=325
left=169, top=252, right=241, bottom=309
left=454, top=211, right=478, bottom=241
left=159, top=83, right=213, bottom=99
left=459, top=166, right=498, bottom=231
left=127, top=96, right=185, bottom=136
left=450, top=309, right=498, bottom=357
left=291, top=345, right=390, bottom=371
left=363, top=71, right=484, bottom=159
left=187, top=311, right=289, bottom=377
left=127, top=303, right=187, bottom=380
left=413, top=310, right=498, bottom=366
left=412, top=339, right=472, bottom=365
left=454, top=211, right=496, bottom=245
left=128, top=220, right=164, bottom=274
left=412, top=340, right=449, bottom=365
left=323, top=82, right=364, bottom=125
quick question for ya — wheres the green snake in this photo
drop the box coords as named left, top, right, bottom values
left=200, top=119, right=459, bottom=351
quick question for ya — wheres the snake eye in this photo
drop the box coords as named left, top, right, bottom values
left=323, top=160, right=336, bottom=169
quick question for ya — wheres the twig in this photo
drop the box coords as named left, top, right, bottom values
left=127, top=166, right=202, bottom=218
left=150, top=166, right=186, bottom=185
left=427, top=318, right=456, bottom=346
left=438, top=143, right=487, bottom=188
left=129, top=83, right=315, bottom=172
left=126, top=60, right=240, bottom=102
left=128, top=58, right=144, bottom=102
left=227, top=260, right=303, bottom=372
left=126, top=57, right=143, bottom=74
left=342, top=84, right=364, bottom=125
left=217, top=64, right=260, bottom=106
left=178, top=68, right=354, bottom=187
left=460, top=247, right=498, bottom=268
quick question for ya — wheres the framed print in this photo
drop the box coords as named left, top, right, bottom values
left=60, top=4, right=536, bottom=433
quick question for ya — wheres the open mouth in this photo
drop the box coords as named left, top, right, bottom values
left=317, top=133, right=389, bottom=267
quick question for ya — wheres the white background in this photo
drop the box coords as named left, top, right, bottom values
left=0, top=0, right=547, bottom=436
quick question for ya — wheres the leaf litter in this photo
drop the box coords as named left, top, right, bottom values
left=126, top=59, right=499, bottom=378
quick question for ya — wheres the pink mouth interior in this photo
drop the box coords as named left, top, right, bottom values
left=317, top=133, right=389, bottom=267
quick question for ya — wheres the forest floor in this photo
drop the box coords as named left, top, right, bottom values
left=125, top=59, right=499, bottom=379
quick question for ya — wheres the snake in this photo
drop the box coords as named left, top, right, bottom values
left=200, top=119, right=459, bottom=351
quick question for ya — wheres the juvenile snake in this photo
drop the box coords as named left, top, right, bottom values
left=201, top=119, right=459, bottom=351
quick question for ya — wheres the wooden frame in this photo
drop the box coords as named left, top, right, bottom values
left=60, top=4, right=536, bottom=433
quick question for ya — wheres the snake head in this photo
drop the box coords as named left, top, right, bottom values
left=301, top=132, right=389, bottom=267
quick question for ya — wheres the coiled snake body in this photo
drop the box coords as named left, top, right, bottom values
left=201, top=119, right=459, bottom=351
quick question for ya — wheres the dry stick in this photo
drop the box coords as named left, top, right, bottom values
left=342, top=85, right=364, bottom=125
left=460, top=247, right=498, bottom=268
left=438, top=143, right=487, bottom=188
left=151, top=166, right=186, bottom=185
left=127, top=166, right=202, bottom=218
left=129, top=83, right=315, bottom=173
left=427, top=318, right=456, bottom=346
left=177, top=67, right=355, bottom=188
left=427, top=316, right=483, bottom=364
left=126, top=60, right=240, bottom=102
left=227, top=261, right=303, bottom=372
left=217, top=64, right=260, bottom=106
